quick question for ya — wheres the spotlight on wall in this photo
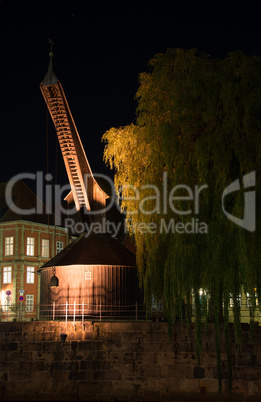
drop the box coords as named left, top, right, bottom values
left=49, top=274, right=59, bottom=287
left=60, top=334, right=67, bottom=343
left=49, top=266, right=59, bottom=288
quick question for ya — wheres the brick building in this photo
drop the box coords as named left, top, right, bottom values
left=0, top=180, right=69, bottom=321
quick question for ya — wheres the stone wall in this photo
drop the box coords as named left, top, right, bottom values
left=0, top=320, right=260, bottom=401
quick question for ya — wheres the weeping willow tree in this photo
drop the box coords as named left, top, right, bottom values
left=102, top=49, right=261, bottom=390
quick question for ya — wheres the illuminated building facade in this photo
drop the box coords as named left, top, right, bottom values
left=0, top=180, right=69, bottom=321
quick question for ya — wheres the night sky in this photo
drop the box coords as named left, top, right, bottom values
left=1, top=0, right=261, bottom=188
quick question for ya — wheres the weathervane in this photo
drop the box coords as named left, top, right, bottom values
left=48, top=38, right=54, bottom=57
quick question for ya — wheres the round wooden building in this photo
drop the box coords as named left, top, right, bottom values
left=38, top=233, right=143, bottom=319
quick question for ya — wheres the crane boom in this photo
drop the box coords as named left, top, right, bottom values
left=40, top=54, right=107, bottom=216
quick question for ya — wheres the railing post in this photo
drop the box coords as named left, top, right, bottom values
left=73, top=300, right=76, bottom=325
left=82, top=300, right=84, bottom=328
left=136, top=302, right=138, bottom=321
left=66, top=301, right=68, bottom=330
left=53, top=301, right=55, bottom=321
left=100, top=301, right=102, bottom=322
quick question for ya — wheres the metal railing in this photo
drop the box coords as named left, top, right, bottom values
left=1, top=302, right=260, bottom=325
left=0, top=302, right=149, bottom=323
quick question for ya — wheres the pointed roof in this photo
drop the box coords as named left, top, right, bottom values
left=0, top=180, right=60, bottom=225
left=42, top=52, right=58, bottom=86
left=39, top=233, right=136, bottom=269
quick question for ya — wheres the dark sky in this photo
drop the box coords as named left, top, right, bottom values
left=1, top=0, right=261, bottom=188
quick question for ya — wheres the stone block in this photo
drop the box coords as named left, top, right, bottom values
left=52, top=361, right=72, bottom=371
left=0, top=371, right=8, bottom=381
left=132, top=377, right=148, bottom=391
left=149, top=331, right=169, bottom=343
left=147, top=376, right=168, bottom=393
left=119, top=331, right=131, bottom=342
left=109, top=352, right=121, bottom=364
left=0, top=361, right=19, bottom=371
left=161, top=341, right=175, bottom=353
left=20, top=361, right=45, bottom=371
left=129, top=332, right=140, bottom=343
left=248, top=380, right=261, bottom=395
left=106, top=342, right=129, bottom=352
left=1, top=342, right=18, bottom=351
left=12, top=332, right=24, bottom=342
left=237, top=353, right=258, bottom=366
left=135, top=352, right=143, bottom=364
left=78, top=380, right=112, bottom=395
left=142, top=364, right=161, bottom=378
left=142, top=390, right=161, bottom=401
left=137, top=352, right=153, bottom=365
left=168, top=364, right=187, bottom=380
left=96, top=322, right=111, bottom=332
left=95, top=351, right=108, bottom=360
left=2, top=332, right=14, bottom=342
left=95, top=340, right=106, bottom=351
left=79, top=340, right=95, bottom=351
left=194, top=366, right=205, bottom=378
left=82, top=330, right=94, bottom=341
left=174, top=352, right=196, bottom=365
left=122, top=352, right=135, bottom=364
left=23, top=341, right=42, bottom=352
left=132, top=322, right=152, bottom=333
left=102, top=331, right=112, bottom=342
left=143, top=341, right=162, bottom=353
left=186, top=365, right=194, bottom=379
left=80, top=359, right=93, bottom=371
left=9, top=370, right=32, bottom=381
left=11, top=350, right=30, bottom=361
left=242, top=366, right=260, bottom=380
left=70, top=341, right=78, bottom=351
left=92, top=359, right=110, bottom=371
left=233, top=366, right=242, bottom=380
left=68, top=370, right=86, bottom=381
left=93, top=370, right=121, bottom=381
left=111, top=379, right=135, bottom=394
left=151, top=322, right=168, bottom=332
left=110, top=322, right=134, bottom=332
left=180, top=378, right=218, bottom=394
left=54, top=348, right=65, bottom=361
left=202, top=353, right=217, bottom=366
left=126, top=363, right=143, bottom=378
left=156, top=351, right=174, bottom=365
left=232, top=379, right=249, bottom=394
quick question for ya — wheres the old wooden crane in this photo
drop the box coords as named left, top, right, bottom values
left=38, top=50, right=142, bottom=316
left=40, top=51, right=108, bottom=219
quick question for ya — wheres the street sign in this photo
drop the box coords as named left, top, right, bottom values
left=6, top=290, right=11, bottom=296
left=19, top=296, right=24, bottom=302
left=6, top=296, right=11, bottom=302
left=19, top=289, right=25, bottom=293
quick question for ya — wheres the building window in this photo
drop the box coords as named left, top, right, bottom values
left=3, top=267, right=12, bottom=284
left=152, top=295, right=163, bottom=312
left=42, top=239, right=49, bottom=258
left=229, top=293, right=242, bottom=308
left=5, top=236, right=14, bottom=256
left=246, top=291, right=259, bottom=308
left=26, top=294, right=34, bottom=312
left=85, top=270, right=92, bottom=280
left=26, top=237, right=35, bottom=256
left=56, top=241, right=63, bottom=254
left=26, top=267, right=34, bottom=284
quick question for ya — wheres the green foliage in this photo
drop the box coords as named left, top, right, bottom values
left=103, top=49, right=261, bottom=390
